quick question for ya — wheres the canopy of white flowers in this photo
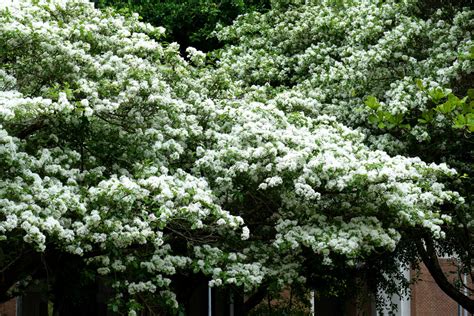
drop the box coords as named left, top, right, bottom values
left=0, top=0, right=471, bottom=312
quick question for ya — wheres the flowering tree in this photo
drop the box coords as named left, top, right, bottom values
left=212, top=0, right=473, bottom=311
left=0, top=0, right=471, bottom=314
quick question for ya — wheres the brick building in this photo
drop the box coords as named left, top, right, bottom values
left=0, top=299, right=16, bottom=316
left=374, top=259, right=472, bottom=316
left=409, top=259, right=472, bottom=316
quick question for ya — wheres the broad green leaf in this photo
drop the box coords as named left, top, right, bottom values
left=447, top=93, right=460, bottom=105
left=428, top=88, right=448, bottom=103
left=453, top=114, right=466, bottom=129
left=365, top=95, right=380, bottom=110
left=436, top=99, right=456, bottom=114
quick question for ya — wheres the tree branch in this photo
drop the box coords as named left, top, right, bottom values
left=16, top=120, right=45, bottom=139
left=243, top=285, right=268, bottom=314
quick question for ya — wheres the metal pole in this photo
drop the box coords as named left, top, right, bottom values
left=208, top=286, right=212, bottom=316
left=464, top=273, right=468, bottom=316
left=229, top=291, right=234, bottom=316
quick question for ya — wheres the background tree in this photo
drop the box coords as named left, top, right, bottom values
left=95, top=0, right=270, bottom=52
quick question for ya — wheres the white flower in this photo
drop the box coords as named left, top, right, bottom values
left=241, top=226, right=250, bottom=240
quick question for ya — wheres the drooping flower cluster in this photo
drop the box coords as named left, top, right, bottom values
left=0, top=0, right=470, bottom=312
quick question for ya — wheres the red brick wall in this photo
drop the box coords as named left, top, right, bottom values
left=0, top=298, right=16, bottom=316
left=411, top=259, right=470, bottom=316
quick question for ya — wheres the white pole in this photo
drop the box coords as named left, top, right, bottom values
left=400, top=267, right=411, bottom=316
left=310, top=290, right=315, bottom=316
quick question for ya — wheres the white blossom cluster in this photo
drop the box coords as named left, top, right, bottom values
left=214, top=0, right=473, bottom=149
left=0, top=0, right=469, bottom=311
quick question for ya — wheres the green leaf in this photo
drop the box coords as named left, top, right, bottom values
left=436, top=98, right=456, bottom=114
left=461, top=101, right=473, bottom=114
left=421, top=110, right=434, bottom=122
left=453, top=114, right=466, bottom=129
left=467, top=89, right=474, bottom=100
left=466, top=113, right=474, bottom=132
left=467, top=113, right=474, bottom=124
left=447, top=93, right=461, bottom=105
left=387, top=113, right=404, bottom=125
left=415, top=79, right=424, bottom=91
left=428, top=88, right=448, bottom=103
left=365, top=95, right=380, bottom=110
left=368, top=114, right=379, bottom=124
left=460, top=46, right=474, bottom=60
left=453, top=113, right=474, bottom=132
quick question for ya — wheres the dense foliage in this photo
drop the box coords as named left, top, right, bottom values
left=95, top=0, right=270, bottom=52
left=0, top=0, right=472, bottom=314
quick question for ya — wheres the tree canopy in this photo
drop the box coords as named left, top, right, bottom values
left=0, top=0, right=472, bottom=314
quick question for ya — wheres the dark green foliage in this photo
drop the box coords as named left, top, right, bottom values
left=95, top=0, right=270, bottom=52
left=415, top=0, right=474, bottom=18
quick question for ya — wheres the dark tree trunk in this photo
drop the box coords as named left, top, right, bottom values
left=0, top=249, right=41, bottom=303
left=243, top=286, right=267, bottom=315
